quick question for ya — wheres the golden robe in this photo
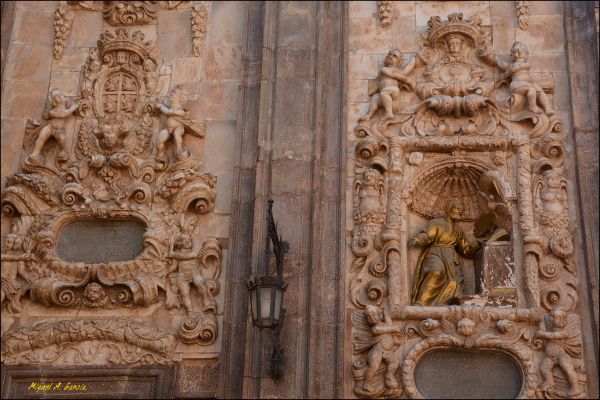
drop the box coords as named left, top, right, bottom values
left=410, top=218, right=479, bottom=306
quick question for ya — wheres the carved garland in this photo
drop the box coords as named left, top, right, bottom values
left=349, top=12, right=587, bottom=398
left=52, top=1, right=205, bottom=60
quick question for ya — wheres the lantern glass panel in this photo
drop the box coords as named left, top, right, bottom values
left=274, top=288, right=283, bottom=321
left=259, top=286, right=272, bottom=320
left=250, top=287, right=258, bottom=321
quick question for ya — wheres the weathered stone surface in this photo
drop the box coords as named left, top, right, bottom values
left=414, top=350, right=522, bottom=399
left=11, top=9, right=55, bottom=46
left=189, top=82, right=240, bottom=120
left=202, top=45, right=243, bottom=81
left=172, top=57, right=203, bottom=83
left=57, top=218, right=146, bottom=263
left=4, top=44, right=53, bottom=83
left=68, top=11, right=103, bottom=48
left=158, top=32, right=192, bottom=63
left=1, top=365, right=174, bottom=399
left=1, top=81, right=49, bottom=118
left=158, top=8, right=192, bottom=35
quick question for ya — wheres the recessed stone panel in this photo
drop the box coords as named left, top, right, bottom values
left=57, top=218, right=146, bottom=263
left=414, top=349, right=523, bottom=399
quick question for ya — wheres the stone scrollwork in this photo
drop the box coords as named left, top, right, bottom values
left=349, top=11, right=587, bottom=398
left=1, top=27, right=222, bottom=365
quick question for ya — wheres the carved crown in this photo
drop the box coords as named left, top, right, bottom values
left=425, top=13, right=489, bottom=49
left=97, top=28, right=160, bottom=63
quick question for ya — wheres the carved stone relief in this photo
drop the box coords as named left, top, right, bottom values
left=377, top=1, right=393, bottom=28
left=1, top=27, right=221, bottom=365
left=191, top=1, right=211, bottom=57
left=51, top=1, right=203, bottom=60
left=349, top=12, right=587, bottom=398
left=516, top=1, right=531, bottom=31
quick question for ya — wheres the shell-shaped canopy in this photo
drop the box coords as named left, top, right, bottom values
left=408, top=158, right=495, bottom=221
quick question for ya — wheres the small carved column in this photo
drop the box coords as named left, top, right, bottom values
left=516, top=137, right=540, bottom=307
left=383, top=139, right=405, bottom=310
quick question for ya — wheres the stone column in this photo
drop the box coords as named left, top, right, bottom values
left=564, top=1, right=599, bottom=397
left=220, top=1, right=346, bottom=398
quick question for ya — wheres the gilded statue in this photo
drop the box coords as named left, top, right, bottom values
left=535, top=309, right=582, bottom=396
left=496, top=41, right=555, bottom=116
left=154, top=85, right=205, bottom=163
left=409, top=200, right=480, bottom=306
left=1, top=227, right=33, bottom=313
left=167, top=225, right=216, bottom=315
left=25, top=89, right=79, bottom=165
left=359, top=49, right=415, bottom=122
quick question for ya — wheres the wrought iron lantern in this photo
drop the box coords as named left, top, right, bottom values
left=248, top=199, right=288, bottom=383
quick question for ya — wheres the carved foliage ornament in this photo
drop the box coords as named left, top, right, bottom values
left=52, top=2, right=203, bottom=60
left=349, top=12, right=586, bottom=398
left=1, top=28, right=221, bottom=365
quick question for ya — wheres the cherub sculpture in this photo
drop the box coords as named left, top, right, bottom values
left=496, top=41, right=554, bottom=116
left=25, top=89, right=79, bottom=165
left=535, top=308, right=582, bottom=396
left=1, top=226, right=33, bottom=313
left=166, top=219, right=216, bottom=315
left=352, top=305, right=402, bottom=396
left=359, top=49, right=415, bottom=122
left=154, top=85, right=205, bottom=163
left=474, top=172, right=511, bottom=243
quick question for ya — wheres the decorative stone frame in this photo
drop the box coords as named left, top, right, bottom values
left=348, top=12, right=587, bottom=399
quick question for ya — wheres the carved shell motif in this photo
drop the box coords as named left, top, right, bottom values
left=408, top=158, right=496, bottom=221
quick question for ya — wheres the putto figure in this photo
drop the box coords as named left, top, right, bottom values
left=535, top=308, right=582, bottom=396
left=167, top=225, right=216, bottom=316
left=1, top=227, right=33, bottom=313
left=409, top=200, right=480, bottom=306
left=154, top=85, right=205, bottom=163
left=352, top=305, right=402, bottom=397
left=359, top=49, right=415, bottom=122
left=25, top=89, right=79, bottom=165
left=496, top=41, right=554, bottom=116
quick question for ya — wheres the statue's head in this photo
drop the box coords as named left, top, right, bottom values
left=364, top=305, right=383, bottom=325
left=384, top=49, right=402, bottom=67
left=169, top=85, right=186, bottom=107
left=3, top=233, right=21, bottom=252
left=444, top=33, right=466, bottom=54
left=444, top=199, right=463, bottom=221
left=48, top=89, right=67, bottom=107
left=550, top=308, right=567, bottom=329
left=511, top=41, right=529, bottom=61
left=83, top=282, right=105, bottom=302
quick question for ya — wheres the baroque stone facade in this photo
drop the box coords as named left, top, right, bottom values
left=1, top=1, right=598, bottom=399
